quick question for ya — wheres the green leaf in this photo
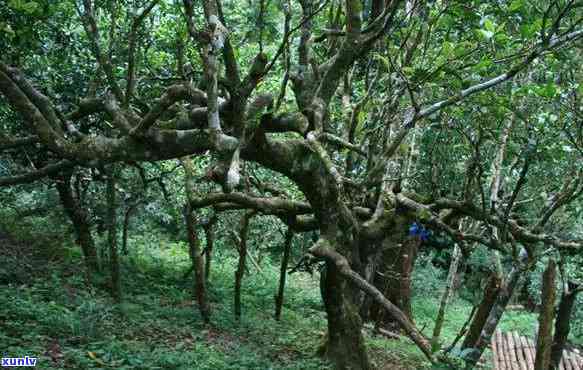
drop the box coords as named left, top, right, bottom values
left=417, top=208, right=431, bottom=221
left=536, top=83, right=557, bottom=98
left=520, top=24, right=536, bottom=38
left=477, top=29, right=494, bottom=40
left=8, top=0, right=38, bottom=14
left=402, top=66, right=415, bottom=75
left=23, top=2, right=39, bottom=13
left=484, top=19, right=496, bottom=32
left=475, top=57, right=493, bottom=71
left=495, top=32, right=510, bottom=45
left=509, top=0, right=524, bottom=12
left=0, top=22, right=15, bottom=36
left=454, top=41, right=473, bottom=57
left=442, top=41, right=454, bottom=57
left=374, top=54, right=390, bottom=72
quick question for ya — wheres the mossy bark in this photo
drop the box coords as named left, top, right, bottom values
left=320, top=262, right=371, bottom=370
left=304, top=161, right=371, bottom=369
left=368, top=216, right=418, bottom=328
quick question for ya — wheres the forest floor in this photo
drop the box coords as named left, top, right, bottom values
left=0, top=226, right=539, bottom=370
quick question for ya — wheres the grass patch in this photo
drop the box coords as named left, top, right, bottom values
left=0, top=229, right=334, bottom=369
left=1, top=228, right=551, bottom=370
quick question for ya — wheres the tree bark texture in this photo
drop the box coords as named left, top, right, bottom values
left=55, top=173, right=99, bottom=275
left=184, top=203, right=210, bottom=323
left=203, top=221, right=215, bottom=283
left=181, top=157, right=211, bottom=323
left=234, top=211, right=252, bottom=320
left=550, top=281, right=580, bottom=369
left=431, top=243, right=463, bottom=352
left=368, top=215, right=417, bottom=328
left=275, top=228, right=293, bottom=320
left=464, top=261, right=524, bottom=369
left=461, top=273, right=502, bottom=350
left=121, top=202, right=140, bottom=255
left=106, top=170, right=121, bottom=302
left=534, top=259, right=556, bottom=370
left=320, top=261, right=372, bottom=370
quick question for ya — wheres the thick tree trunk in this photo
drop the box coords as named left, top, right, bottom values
left=461, top=273, right=502, bottom=350
left=312, top=199, right=373, bottom=369
left=374, top=237, right=420, bottom=328
left=550, top=282, right=579, bottom=369
left=234, top=212, right=252, bottom=320
left=106, top=171, right=121, bottom=303
left=312, top=239, right=433, bottom=364
left=184, top=203, right=210, bottom=323
left=358, top=244, right=380, bottom=321
left=534, top=259, right=556, bottom=370
left=320, top=262, right=372, bottom=370
left=369, top=216, right=417, bottom=329
left=275, top=228, right=293, bottom=320
left=55, top=173, right=99, bottom=276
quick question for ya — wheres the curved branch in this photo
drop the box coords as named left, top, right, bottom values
left=126, top=0, right=161, bottom=106
left=103, top=94, right=133, bottom=134
left=319, top=132, right=367, bottom=157
left=0, top=135, right=39, bottom=151
left=418, top=29, right=583, bottom=120
left=370, top=28, right=583, bottom=179
left=130, top=84, right=207, bottom=135
left=190, top=191, right=312, bottom=215
left=308, top=238, right=434, bottom=361
left=534, top=169, right=583, bottom=231
left=66, top=98, right=105, bottom=121
left=0, top=160, right=74, bottom=186
left=427, top=197, right=583, bottom=251
left=0, top=65, right=68, bottom=154
left=78, top=0, right=124, bottom=101
left=394, top=193, right=494, bottom=249
left=260, top=111, right=309, bottom=134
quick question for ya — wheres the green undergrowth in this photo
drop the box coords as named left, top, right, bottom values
left=0, top=230, right=428, bottom=369
left=0, top=225, right=548, bottom=370
left=0, top=232, right=332, bottom=369
left=414, top=296, right=537, bottom=346
left=413, top=296, right=538, bottom=369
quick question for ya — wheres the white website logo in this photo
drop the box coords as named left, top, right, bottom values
left=1, top=356, right=38, bottom=367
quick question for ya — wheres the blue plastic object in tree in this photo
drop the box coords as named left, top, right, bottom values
left=419, top=228, right=431, bottom=242
left=409, top=222, right=421, bottom=236
left=409, top=222, right=431, bottom=242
